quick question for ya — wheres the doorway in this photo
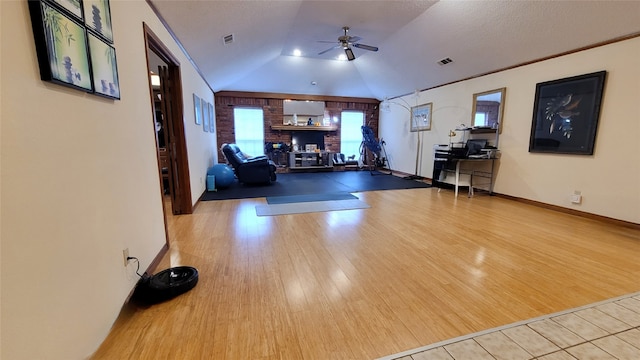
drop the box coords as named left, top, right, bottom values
left=144, top=24, right=192, bottom=219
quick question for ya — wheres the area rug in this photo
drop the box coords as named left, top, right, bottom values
left=202, top=170, right=431, bottom=201
left=266, top=192, right=357, bottom=204
left=255, top=199, right=370, bottom=216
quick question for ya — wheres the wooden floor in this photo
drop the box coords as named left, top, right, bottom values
left=91, top=188, right=640, bottom=360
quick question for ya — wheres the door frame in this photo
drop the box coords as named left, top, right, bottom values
left=143, top=23, right=193, bottom=217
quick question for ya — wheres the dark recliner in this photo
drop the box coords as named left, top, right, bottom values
left=221, top=143, right=277, bottom=184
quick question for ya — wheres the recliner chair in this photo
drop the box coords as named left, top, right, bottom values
left=221, top=143, right=277, bottom=184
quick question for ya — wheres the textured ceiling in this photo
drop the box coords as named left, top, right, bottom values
left=149, top=0, right=640, bottom=100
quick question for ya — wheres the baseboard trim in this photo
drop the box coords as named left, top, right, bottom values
left=123, top=243, right=169, bottom=303
left=494, top=193, right=640, bottom=229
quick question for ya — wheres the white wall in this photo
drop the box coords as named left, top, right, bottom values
left=380, top=37, right=640, bottom=223
left=0, top=1, right=216, bottom=359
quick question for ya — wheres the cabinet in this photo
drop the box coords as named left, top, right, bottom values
left=288, top=152, right=333, bottom=170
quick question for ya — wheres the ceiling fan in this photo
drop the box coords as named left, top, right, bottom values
left=318, top=26, right=379, bottom=61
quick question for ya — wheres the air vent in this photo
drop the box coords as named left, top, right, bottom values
left=437, top=57, right=453, bottom=65
left=222, top=34, right=234, bottom=45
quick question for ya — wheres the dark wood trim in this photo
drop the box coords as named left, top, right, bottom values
left=391, top=32, right=640, bottom=100
left=215, top=91, right=380, bottom=104
left=494, top=193, right=640, bottom=230
left=147, top=243, right=170, bottom=274
left=144, top=23, right=193, bottom=215
left=143, top=23, right=180, bottom=66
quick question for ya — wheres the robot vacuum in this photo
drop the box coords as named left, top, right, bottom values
left=133, top=266, right=199, bottom=304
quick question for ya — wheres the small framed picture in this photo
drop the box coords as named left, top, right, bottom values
left=193, top=94, right=202, bottom=125
left=208, top=103, right=215, bottom=132
left=29, top=1, right=93, bottom=92
left=411, top=102, right=432, bottom=132
left=83, top=0, right=114, bottom=43
left=51, top=0, right=83, bottom=20
left=87, top=32, right=120, bottom=99
left=202, top=99, right=210, bottom=132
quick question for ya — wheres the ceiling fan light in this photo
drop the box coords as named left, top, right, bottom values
left=345, top=48, right=355, bottom=61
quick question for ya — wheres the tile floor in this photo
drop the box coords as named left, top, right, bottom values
left=381, top=292, right=640, bottom=360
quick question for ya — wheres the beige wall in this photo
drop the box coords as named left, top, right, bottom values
left=380, top=37, right=640, bottom=223
left=0, top=1, right=216, bottom=359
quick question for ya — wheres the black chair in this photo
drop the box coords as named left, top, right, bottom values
left=221, top=143, right=276, bottom=184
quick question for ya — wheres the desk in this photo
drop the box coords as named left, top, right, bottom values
left=433, top=156, right=496, bottom=197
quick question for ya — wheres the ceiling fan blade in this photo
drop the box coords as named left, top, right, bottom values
left=318, top=44, right=341, bottom=55
left=353, top=43, right=378, bottom=52
left=347, top=36, right=362, bottom=43
left=317, top=40, right=337, bottom=43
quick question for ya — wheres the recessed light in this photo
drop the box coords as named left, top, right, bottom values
left=293, top=49, right=302, bottom=57
left=311, top=81, right=317, bottom=86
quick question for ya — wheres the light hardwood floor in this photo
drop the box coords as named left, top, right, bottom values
left=91, top=188, right=640, bottom=359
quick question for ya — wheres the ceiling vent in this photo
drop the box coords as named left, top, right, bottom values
left=437, top=57, right=453, bottom=65
left=222, top=34, right=234, bottom=45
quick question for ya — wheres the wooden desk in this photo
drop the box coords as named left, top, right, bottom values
left=433, top=157, right=496, bottom=197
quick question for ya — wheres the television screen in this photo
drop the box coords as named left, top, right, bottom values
left=292, top=131, right=325, bottom=151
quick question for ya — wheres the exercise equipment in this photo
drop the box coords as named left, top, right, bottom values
left=360, top=125, right=392, bottom=175
left=207, top=164, right=235, bottom=188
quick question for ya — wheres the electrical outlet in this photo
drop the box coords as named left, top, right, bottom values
left=123, top=248, right=129, bottom=266
left=571, top=194, right=582, bottom=204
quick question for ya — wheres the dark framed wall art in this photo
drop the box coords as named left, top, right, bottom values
left=83, top=0, right=113, bottom=42
left=51, top=0, right=82, bottom=20
left=29, top=0, right=120, bottom=99
left=529, top=71, right=606, bottom=154
left=88, top=32, right=120, bottom=98
left=28, top=1, right=93, bottom=92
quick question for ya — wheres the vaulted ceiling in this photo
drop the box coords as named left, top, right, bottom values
left=149, top=0, right=640, bottom=100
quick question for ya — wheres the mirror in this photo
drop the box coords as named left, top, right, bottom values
left=472, top=87, right=505, bottom=133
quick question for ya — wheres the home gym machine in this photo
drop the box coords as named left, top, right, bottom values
left=360, top=125, right=392, bottom=176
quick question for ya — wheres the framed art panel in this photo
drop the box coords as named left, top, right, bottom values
left=28, top=0, right=93, bottom=92
left=193, top=94, right=202, bottom=125
left=51, top=0, right=83, bottom=20
left=202, top=99, right=210, bottom=132
left=83, top=0, right=113, bottom=42
left=208, top=103, right=215, bottom=132
left=411, top=103, right=432, bottom=132
left=88, top=32, right=120, bottom=99
left=529, top=71, right=606, bottom=155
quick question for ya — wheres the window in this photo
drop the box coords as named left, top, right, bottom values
left=474, top=112, right=488, bottom=127
left=233, top=108, right=264, bottom=156
left=340, top=111, right=364, bottom=158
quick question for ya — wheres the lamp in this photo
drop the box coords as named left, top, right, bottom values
left=344, top=47, right=355, bottom=61
left=381, top=93, right=424, bottom=180
left=448, top=130, right=457, bottom=147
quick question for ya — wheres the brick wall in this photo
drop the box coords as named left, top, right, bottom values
left=214, top=93, right=380, bottom=166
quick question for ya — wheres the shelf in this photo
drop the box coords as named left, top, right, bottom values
left=470, top=128, right=498, bottom=134
left=271, top=125, right=337, bottom=131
